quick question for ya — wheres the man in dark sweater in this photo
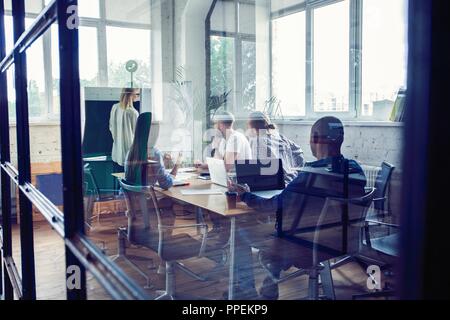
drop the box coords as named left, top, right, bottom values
left=229, top=116, right=367, bottom=299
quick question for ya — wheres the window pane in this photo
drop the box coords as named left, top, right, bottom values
left=313, top=1, right=350, bottom=112
left=210, top=36, right=235, bottom=110
left=47, top=0, right=100, bottom=18
left=362, top=0, right=408, bottom=119
left=25, top=18, right=47, bottom=118
left=78, top=0, right=100, bottom=19
left=241, top=41, right=256, bottom=112
left=106, top=26, right=151, bottom=88
left=239, top=3, right=256, bottom=35
left=24, top=0, right=43, bottom=15
left=272, top=11, right=306, bottom=117
left=5, top=0, right=43, bottom=14
left=3, top=14, right=13, bottom=53
left=271, top=0, right=306, bottom=13
left=104, top=0, right=151, bottom=25
left=52, top=25, right=99, bottom=92
left=211, top=0, right=236, bottom=33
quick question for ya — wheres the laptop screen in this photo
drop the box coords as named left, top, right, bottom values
left=235, top=159, right=284, bottom=191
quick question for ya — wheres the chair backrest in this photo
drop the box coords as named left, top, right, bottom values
left=373, top=162, right=395, bottom=210
left=119, top=179, right=168, bottom=255
left=83, top=164, right=100, bottom=200
left=280, top=165, right=367, bottom=237
left=313, top=188, right=376, bottom=264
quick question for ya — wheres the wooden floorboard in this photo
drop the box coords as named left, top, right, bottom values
left=9, top=212, right=395, bottom=300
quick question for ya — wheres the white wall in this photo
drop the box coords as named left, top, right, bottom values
left=277, top=122, right=404, bottom=168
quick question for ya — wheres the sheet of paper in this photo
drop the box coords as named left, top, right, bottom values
left=180, top=189, right=224, bottom=196
left=178, top=167, right=198, bottom=173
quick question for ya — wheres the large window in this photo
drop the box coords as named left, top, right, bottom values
left=106, top=26, right=151, bottom=88
left=313, top=1, right=350, bottom=113
left=271, top=0, right=408, bottom=120
left=3, top=0, right=151, bottom=121
left=272, top=11, right=306, bottom=117
left=210, top=36, right=235, bottom=108
left=208, top=0, right=256, bottom=116
left=362, top=0, right=408, bottom=118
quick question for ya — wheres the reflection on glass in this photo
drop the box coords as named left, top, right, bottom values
left=106, top=26, right=151, bottom=88
left=313, top=0, right=350, bottom=112
left=272, top=11, right=306, bottom=116
left=26, top=27, right=63, bottom=212
left=210, top=35, right=234, bottom=110
left=78, top=0, right=100, bottom=19
left=25, top=18, right=46, bottom=119
left=51, top=24, right=99, bottom=115
left=241, top=41, right=256, bottom=112
left=362, top=0, right=408, bottom=118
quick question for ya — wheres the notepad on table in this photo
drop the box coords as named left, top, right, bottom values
left=180, top=189, right=224, bottom=196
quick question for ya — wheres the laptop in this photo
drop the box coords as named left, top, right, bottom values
left=235, top=159, right=285, bottom=199
left=206, top=157, right=228, bottom=187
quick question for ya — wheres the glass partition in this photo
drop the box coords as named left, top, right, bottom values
left=0, top=0, right=407, bottom=301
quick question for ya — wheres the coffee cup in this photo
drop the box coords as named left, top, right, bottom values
left=225, top=192, right=238, bottom=210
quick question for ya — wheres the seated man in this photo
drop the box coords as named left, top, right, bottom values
left=230, top=116, right=367, bottom=299
left=196, top=110, right=252, bottom=172
left=196, top=111, right=253, bottom=238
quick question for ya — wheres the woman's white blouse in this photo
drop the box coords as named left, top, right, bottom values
left=109, top=103, right=139, bottom=166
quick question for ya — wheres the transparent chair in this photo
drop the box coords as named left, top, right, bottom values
left=119, top=179, right=222, bottom=300
left=257, top=188, right=376, bottom=300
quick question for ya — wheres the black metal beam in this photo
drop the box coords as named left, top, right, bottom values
left=0, top=0, right=14, bottom=300
left=66, top=234, right=149, bottom=300
left=56, top=0, right=87, bottom=300
left=400, top=0, right=450, bottom=300
left=12, top=0, right=36, bottom=300
left=3, top=256, right=23, bottom=299
left=0, top=0, right=156, bottom=301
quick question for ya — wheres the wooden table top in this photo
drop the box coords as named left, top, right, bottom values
left=112, top=172, right=262, bottom=217
left=156, top=177, right=257, bottom=218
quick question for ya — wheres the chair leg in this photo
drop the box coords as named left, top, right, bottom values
left=155, top=262, right=176, bottom=300
left=257, top=250, right=308, bottom=285
left=319, top=261, right=336, bottom=300
left=109, top=228, right=153, bottom=289
left=331, top=255, right=354, bottom=269
left=308, top=269, right=319, bottom=300
left=352, top=289, right=395, bottom=300
left=154, top=261, right=207, bottom=300
left=176, top=262, right=206, bottom=281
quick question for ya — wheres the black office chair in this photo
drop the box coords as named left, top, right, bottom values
left=119, top=179, right=222, bottom=299
left=331, top=161, right=395, bottom=270
left=368, top=162, right=395, bottom=219
left=355, top=160, right=398, bottom=300
left=83, top=164, right=124, bottom=225
left=257, top=188, right=376, bottom=300
left=352, top=217, right=399, bottom=300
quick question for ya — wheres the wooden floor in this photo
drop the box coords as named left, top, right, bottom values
left=10, top=212, right=394, bottom=300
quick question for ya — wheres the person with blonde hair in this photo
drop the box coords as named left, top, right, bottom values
left=109, top=88, right=140, bottom=171
left=247, top=111, right=305, bottom=184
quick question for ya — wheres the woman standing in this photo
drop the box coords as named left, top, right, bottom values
left=109, top=88, right=140, bottom=172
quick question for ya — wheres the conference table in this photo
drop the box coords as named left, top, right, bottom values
left=112, top=171, right=260, bottom=300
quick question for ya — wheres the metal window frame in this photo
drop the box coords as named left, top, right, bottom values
left=207, top=0, right=257, bottom=121
left=0, top=0, right=149, bottom=300
left=271, top=0, right=368, bottom=120
left=2, top=0, right=152, bottom=120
